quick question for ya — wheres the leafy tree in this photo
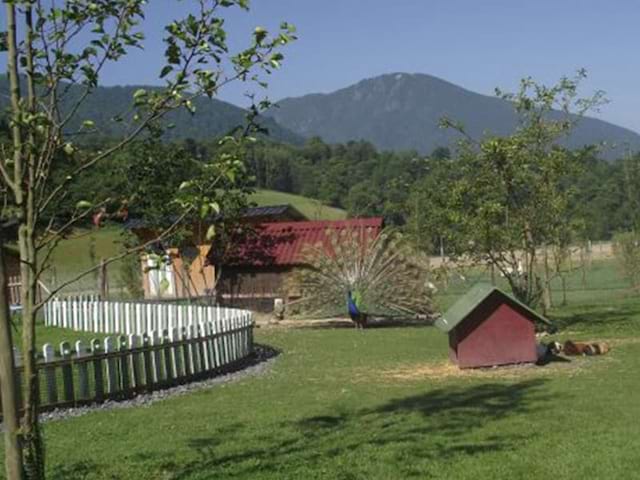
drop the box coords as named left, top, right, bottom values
left=421, top=72, right=604, bottom=307
left=0, top=1, right=295, bottom=478
left=612, top=231, right=640, bottom=290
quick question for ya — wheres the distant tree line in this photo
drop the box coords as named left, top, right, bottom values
left=2, top=114, right=638, bottom=244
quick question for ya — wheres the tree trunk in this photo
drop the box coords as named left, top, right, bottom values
left=0, top=229, right=25, bottom=480
left=5, top=4, right=45, bottom=478
left=541, top=246, right=552, bottom=314
left=19, top=227, right=44, bottom=480
left=98, top=258, right=108, bottom=300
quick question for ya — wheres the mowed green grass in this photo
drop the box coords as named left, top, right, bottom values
left=18, top=309, right=640, bottom=480
left=4, top=259, right=639, bottom=479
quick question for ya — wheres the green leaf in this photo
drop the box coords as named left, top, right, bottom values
left=206, top=224, right=216, bottom=241
left=159, top=65, right=173, bottom=78
left=76, top=200, right=92, bottom=209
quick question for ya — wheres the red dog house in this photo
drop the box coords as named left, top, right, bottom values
left=436, top=284, right=551, bottom=368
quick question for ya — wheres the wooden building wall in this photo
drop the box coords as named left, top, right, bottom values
left=216, top=266, right=298, bottom=312
left=450, top=298, right=537, bottom=368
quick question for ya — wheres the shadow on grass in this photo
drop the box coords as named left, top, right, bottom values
left=157, top=379, right=550, bottom=478
left=549, top=301, right=640, bottom=333
left=50, top=460, right=99, bottom=480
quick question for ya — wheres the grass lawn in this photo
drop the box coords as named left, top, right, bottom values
left=5, top=259, right=640, bottom=479
left=7, top=298, right=640, bottom=478
left=250, top=189, right=347, bottom=221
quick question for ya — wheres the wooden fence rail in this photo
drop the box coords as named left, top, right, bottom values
left=44, top=297, right=249, bottom=336
left=6, top=313, right=254, bottom=414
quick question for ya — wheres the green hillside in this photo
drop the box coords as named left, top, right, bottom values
left=251, top=190, right=347, bottom=220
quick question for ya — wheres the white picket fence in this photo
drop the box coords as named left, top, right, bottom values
left=43, top=297, right=253, bottom=337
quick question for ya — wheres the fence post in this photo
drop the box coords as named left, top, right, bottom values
left=59, top=341, right=74, bottom=404
left=135, top=303, right=143, bottom=336
left=169, top=327, right=182, bottom=380
left=104, top=336, right=118, bottom=397
left=189, top=325, right=201, bottom=375
left=114, top=302, right=122, bottom=333
left=75, top=340, right=90, bottom=401
left=43, top=343, right=58, bottom=406
left=91, top=338, right=105, bottom=403
left=125, top=303, right=132, bottom=335
left=146, top=303, right=154, bottom=334
left=149, top=330, right=162, bottom=384
left=199, top=323, right=210, bottom=372
left=83, top=299, right=90, bottom=332
left=163, top=329, right=175, bottom=384
left=129, top=334, right=142, bottom=391
left=118, top=335, right=130, bottom=395
left=181, top=326, right=192, bottom=379
left=141, top=333, right=153, bottom=389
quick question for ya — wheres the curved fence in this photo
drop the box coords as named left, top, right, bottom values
left=1, top=298, right=255, bottom=416
left=44, top=296, right=252, bottom=337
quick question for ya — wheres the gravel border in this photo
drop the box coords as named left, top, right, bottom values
left=5, top=344, right=280, bottom=426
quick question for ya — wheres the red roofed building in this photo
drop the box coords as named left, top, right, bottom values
left=207, top=217, right=384, bottom=312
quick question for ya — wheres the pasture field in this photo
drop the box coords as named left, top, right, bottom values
left=4, top=258, right=640, bottom=479
left=249, top=189, right=347, bottom=221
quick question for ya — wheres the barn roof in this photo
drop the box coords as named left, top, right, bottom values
left=435, top=283, right=551, bottom=333
left=208, top=217, right=384, bottom=267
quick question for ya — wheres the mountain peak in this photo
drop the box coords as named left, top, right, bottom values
left=268, top=73, right=640, bottom=159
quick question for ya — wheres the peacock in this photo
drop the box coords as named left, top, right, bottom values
left=347, top=290, right=367, bottom=329
left=291, top=228, right=435, bottom=327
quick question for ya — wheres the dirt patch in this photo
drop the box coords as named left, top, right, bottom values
left=366, top=356, right=610, bottom=384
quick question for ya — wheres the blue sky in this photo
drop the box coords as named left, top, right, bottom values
left=2, top=1, right=639, bottom=131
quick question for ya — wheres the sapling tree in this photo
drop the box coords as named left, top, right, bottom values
left=427, top=72, right=604, bottom=307
left=0, top=1, right=295, bottom=478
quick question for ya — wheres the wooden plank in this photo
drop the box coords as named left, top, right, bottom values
left=199, top=323, right=210, bottom=372
left=104, top=337, right=118, bottom=396
left=150, top=330, right=162, bottom=384
left=163, top=329, right=175, bottom=384
left=118, top=335, right=130, bottom=394
left=169, top=327, right=182, bottom=381
left=75, top=341, right=90, bottom=400
left=59, top=342, right=75, bottom=404
left=129, top=334, right=142, bottom=390
left=142, top=333, right=153, bottom=389
left=181, top=327, right=191, bottom=379
left=91, top=339, right=104, bottom=403
left=189, top=325, right=200, bottom=375
left=42, top=343, right=58, bottom=405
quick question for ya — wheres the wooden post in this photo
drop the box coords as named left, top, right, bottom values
left=75, top=341, right=90, bottom=401
left=42, top=343, right=57, bottom=405
left=98, top=258, right=108, bottom=300
left=104, top=337, right=117, bottom=397
left=150, top=330, right=162, bottom=384
left=60, top=342, right=74, bottom=403
left=169, top=327, right=182, bottom=380
left=118, top=335, right=130, bottom=395
left=128, top=334, right=141, bottom=391
left=163, top=329, right=175, bottom=384
left=91, top=339, right=104, bottom=403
